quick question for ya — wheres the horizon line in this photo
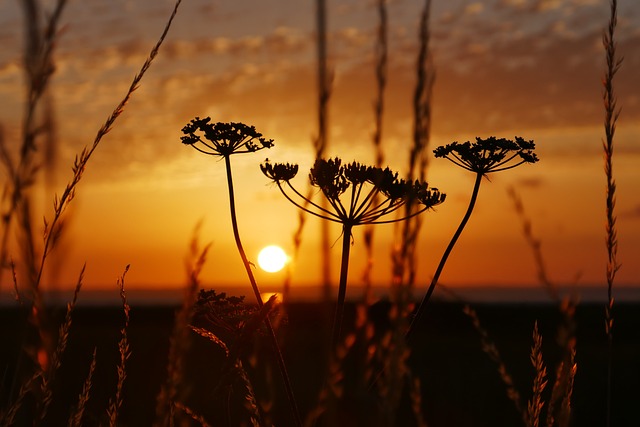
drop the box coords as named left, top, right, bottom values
left=2, top=283, right=639, bottom=306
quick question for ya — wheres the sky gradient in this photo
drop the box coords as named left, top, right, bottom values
left=1, top=0, right=639, bottom=299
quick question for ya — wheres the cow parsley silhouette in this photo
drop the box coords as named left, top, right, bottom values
left=262, top=157, right=446, bottom=347
left=180, top=117, right=300, bottom=426
left=407, top=136, right=539, bottom=339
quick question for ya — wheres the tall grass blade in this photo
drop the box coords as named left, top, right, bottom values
left=107, top=265, right=131, bottom=427
left=36, top=264, right=85, bottom=423
left=68, top=347, right=97, bottom=427
left=526, top=322, right=547, bottom=427
left=463, top=304, right=525, bottom=421
left=155, top=227, right=208, bottom=426
left=602, top=1, right=622, bottom=425
left=315, top=0, right=333, bottom=302
left=362, top=0, right=388, bottom=299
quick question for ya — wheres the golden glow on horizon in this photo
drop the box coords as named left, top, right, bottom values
left=257, top=245, right=288, bottom=273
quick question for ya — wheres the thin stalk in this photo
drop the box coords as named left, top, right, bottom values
left=361, top=0, right=387, bottom=301
left=316, top=0, right=332, bottom=302
left=331, top=224, right=353, bottom=349
left=602, top=1, right=621, bottom=425
left=223, top=156, right=302, bottom=427
left=406, top=172, right=482, bottom=340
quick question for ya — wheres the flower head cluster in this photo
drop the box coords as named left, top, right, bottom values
left=193, top=290, right=253, bottom=337
left=181, top=117, right=274, bottom=157
left=260, top=161, right=299, bottom=182
left=261, top=157, right=446, bottom=227
left=433, top=136, right=538, bottom=175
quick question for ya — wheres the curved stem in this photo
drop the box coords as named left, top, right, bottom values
left=279, top=182, right=342, bottom=223
left=223, top=156, right=302, bottom=427
left=405, top=172, right=483, bottom=340
left=331, top=223, right=353, bottom=350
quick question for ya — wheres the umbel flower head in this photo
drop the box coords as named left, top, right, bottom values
left=181, top=117, right=274, bottom=157
left=433, top=136, right=538, bottom=175
left=261, top=157, right=446, bottom=227
left=406, top=136, right=538, bottom=340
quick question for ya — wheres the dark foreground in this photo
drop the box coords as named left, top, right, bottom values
left=1, top=301, right=638, bottom=426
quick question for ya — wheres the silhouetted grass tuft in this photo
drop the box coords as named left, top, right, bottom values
left=526, top=322, right=547, bottom=427
left=67, top=347, right=96, bottom=427
left=107, top=265, right=131, bottom=427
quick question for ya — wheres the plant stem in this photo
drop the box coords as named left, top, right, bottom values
left=603, top=1, right=620, bottom=424
left=223, top=156, right=302, bottom=427
left=406, top=172, right=483, bottom=340
left=331, top=224, right=353, bottom=350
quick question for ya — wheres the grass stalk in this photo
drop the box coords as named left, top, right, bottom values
left=35, top=0, right=182, bottom=290
left=393, top=0, right=434, bottom=291
left=526, top=322, right=547, bottom=427
left=602, top=1, right=622, bottom=424
left=507, top=188, right=558, bottom=301
left=1, top=371, right=40, bottom=425
left=508, top=187, right=577, bottom=425
left=463, top=304, right=525, bottom=421
left=315, top=0, right=332, bottom=302
left=408, top=374, right=427, bottom=427
left=107, top=265, right=131, bottom=427
left=68, top=347, right=97, bottom=427
left=155, top=229, right=208, bottom=426
left=362, top=0, right=388, bottom=298
left=36, top=264, right=85, bottom=423
left=0, top=0, right=67, bottom=290
left=223, top=155, right=302, bottom=427
left=172, top=402, right=212, bottom=427
left=4, top=4, right=181, bottom=413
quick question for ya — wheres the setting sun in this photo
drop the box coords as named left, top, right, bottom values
left=257, top=245, right=288, bottom=273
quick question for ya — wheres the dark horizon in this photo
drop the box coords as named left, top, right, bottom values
left=3, top=283, right=639, bottom=307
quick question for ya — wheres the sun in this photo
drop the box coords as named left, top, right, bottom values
left=257, top=245, right=288, bottom=273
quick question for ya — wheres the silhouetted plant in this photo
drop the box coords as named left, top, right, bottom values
left=180, top=117, right=302, bottom=427
left=406, top=136, right=538, bottom=339
left=602, top=2, right=621, bottom=424
left=192, top=290, right=278, bottom=426
left=181, top=118, right=274, bottom=156
left=262, top=157, right=445, bottom=348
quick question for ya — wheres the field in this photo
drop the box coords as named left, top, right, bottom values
left=1, top=300, right=639, bottom=426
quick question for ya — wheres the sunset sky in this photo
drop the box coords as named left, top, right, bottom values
left=1, top=0, right=639, bottom=300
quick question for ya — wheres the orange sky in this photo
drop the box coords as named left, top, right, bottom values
left=1, top=0, right=639, bottom=300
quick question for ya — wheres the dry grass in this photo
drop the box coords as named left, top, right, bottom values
left=0, top=0, right=67, bottom=291
left=362, top=0, right=388, bottom=300
left=463, top=304, right=525, bottom=419
left=106, top=265, right=131, bottom=427
left=172, top=401, right=212, bottom=427
left=154, top=227, right=209, bottom=425
left=392, top=0, right=434, bottom=292
left=602, top=1, right=622, bottom=425
left=314, top=0, right=333, bottom=301
left=507, top=187, right=578, bottom=426
left=0, top=1, right=182, bottom=423
left=36, top=264, right=84, bottom=422
left=67, top=347, right=96, bottom=427
left=525, top=322, right=547, bottom=427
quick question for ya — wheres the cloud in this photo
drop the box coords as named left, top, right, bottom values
left=497, top=0, right=528, bottom=9
left=3, top=0, right=640, bottom=187
left=464, top=3, right=485, bottom=15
